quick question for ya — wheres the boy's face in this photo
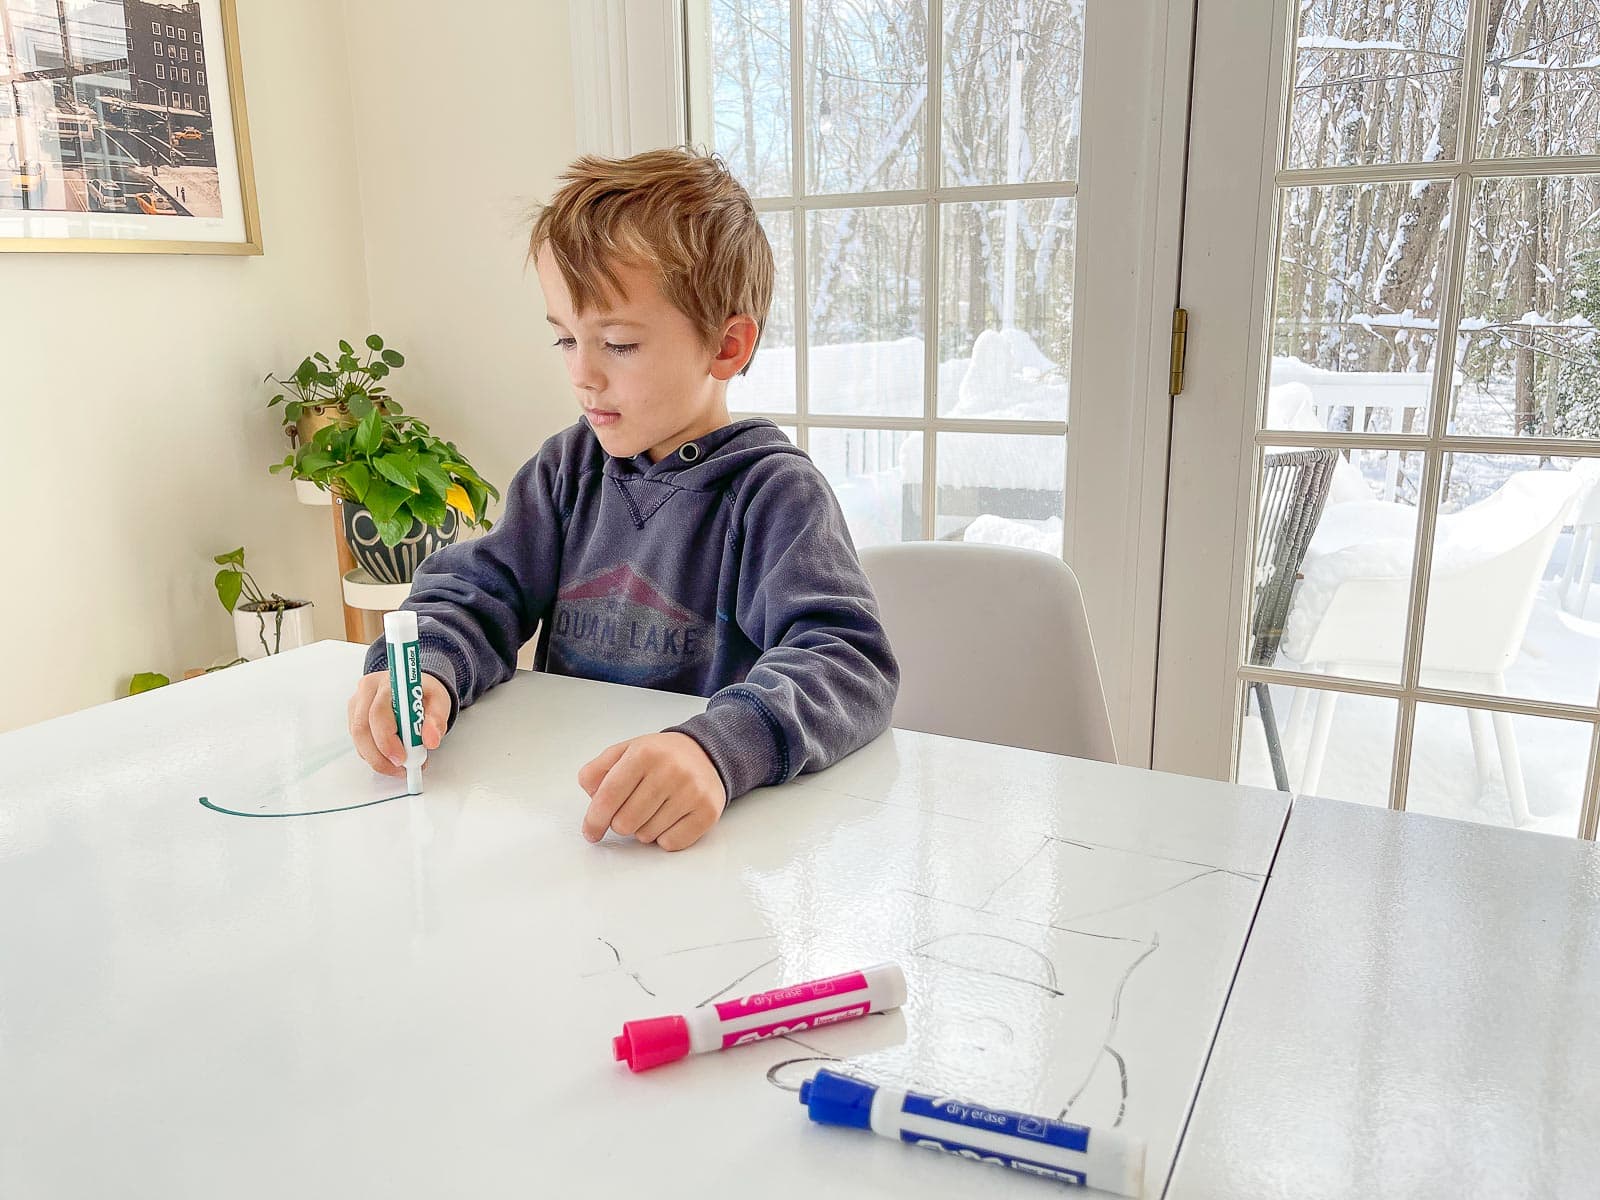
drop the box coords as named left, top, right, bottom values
left=536, top=244, right=755, bottom=462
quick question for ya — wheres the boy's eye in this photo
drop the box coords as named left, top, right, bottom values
left=551, top=337, right=638, bottom=356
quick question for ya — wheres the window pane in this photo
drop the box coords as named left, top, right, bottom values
left=1236, top=682, right=1396, bottom=805
left=808, top=205, right=925, bottom=417
left=1267, top=182, right=1452, bottom=433
left=1407, top=703, right=1587, bottom=835
left=1286, top=0, right=1467, bottom=170
left=810, top=426, right=916, bottom=546
left=941, top=0, right=1083, bottom=186
left=906, top=431, right=1063, bottom=544
left=1479, top=0, right=1600, bottom=160
left=1449, top=175, right=1600, bottom=440
left=805, top=0, right=927, bottom=194
left=730, top=211, right=796, bottom=413
left=707, top=0, right=792, bottom=198
left=1264, top=449, right=1424, bottom=687
left=1419, top=454, right=1599, bottom=708
left=937, top=197, right=1072, bottom=419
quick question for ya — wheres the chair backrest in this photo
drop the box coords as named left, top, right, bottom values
left=1250, top=449, right=1339, bottom=667
left=859, top=541, right=1117, bottom=762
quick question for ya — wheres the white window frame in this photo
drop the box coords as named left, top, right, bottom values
left=1162, top=0, right=1600, bottom=839
left=568, top=0, right=1191, bottom=764
left=155, top=62, right=164, bottom=80
left=151, top=20, right=159, bottom=34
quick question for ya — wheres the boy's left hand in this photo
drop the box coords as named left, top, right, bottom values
left=578, top=732, right=727, bottom=851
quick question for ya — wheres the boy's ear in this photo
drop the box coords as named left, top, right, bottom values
left=708, top=315, right=761, bottom=382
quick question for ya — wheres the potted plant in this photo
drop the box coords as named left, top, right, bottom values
left=266, top=334, right=402, bottom=505
left=214, top=546, right=315, bottom=660
left=268, top=342, right=498, bottom=584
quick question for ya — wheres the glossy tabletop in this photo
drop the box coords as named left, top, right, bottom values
left=1167, top=795, right=1600, bottom=1200
left=1, top=642, right=1289, bottom=1198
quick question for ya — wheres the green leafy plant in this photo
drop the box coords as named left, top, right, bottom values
left=266, top=333, right=405, bottom=436
left=270, top=389, right=499, bottom=548
left=214, top=546, right=304, bottom=657
left=128, top=671, right=171, bottom=694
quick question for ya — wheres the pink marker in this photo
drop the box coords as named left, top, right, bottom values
left=612, top=962, right=907, bottom=1072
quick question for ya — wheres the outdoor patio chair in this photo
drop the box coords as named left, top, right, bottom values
left=1248, top=449, right=1339, bottom=791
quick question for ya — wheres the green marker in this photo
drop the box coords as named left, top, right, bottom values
left=383, top=610, right=426, bottom=794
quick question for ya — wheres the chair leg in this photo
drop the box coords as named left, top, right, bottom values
left=1561, top=526, right=1586, bottom=612
left=1579, top=528, right=1599, bottom=618
left=1300, top=689, right=1340, bottom=797
left=1489, top=709, right=1531, bottom=828
left=1255, top=682, right=1291, bottom=793
left=1466, top=708, right=1494, bottom=786
left=1284, top=687, right=1311, bottom=743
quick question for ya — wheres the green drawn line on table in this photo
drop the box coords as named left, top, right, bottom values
left=198, top=792, right=411, bottom=819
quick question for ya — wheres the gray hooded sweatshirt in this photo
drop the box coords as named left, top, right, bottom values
left=363, top=417, right=900, bottom=800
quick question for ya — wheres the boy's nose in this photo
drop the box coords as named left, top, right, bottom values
left=569, top=351, right=605, bottom=391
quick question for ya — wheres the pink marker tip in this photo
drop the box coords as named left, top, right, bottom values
left=611, top=1015, right=691, bottom=1072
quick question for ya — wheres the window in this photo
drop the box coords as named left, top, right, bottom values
left=690, top=0, right=1080, bottom=553
left=198, top=95, right=206, bottom=113
left=155, top=63, right=164, bottom=80
left=166, top=24, right=174, bottom=37
left=194, top=30, right=202, bottom=46
left=157, top=88, right=166, bottom=105
left=195, top=49, right=203, bottom=65
left=179, top=28, right=186, bottom=41
left=151, top=20, right=160, bottom=34
left=197, top=70, right=205, bottom=86
left=181, top=68, right=189, bottom=83
left=184, top=93, right=191, bottom=108
left=153, top=40, right=161, bottom=54
left=181, top=47, right=188, bottom=62
left=1236, top=0, right=1600, bottom=838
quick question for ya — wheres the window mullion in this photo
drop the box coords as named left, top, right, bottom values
left=922, top=0, right=944, bottom=542
left=1389, top=0, right=1492, bottom=811
left=790, top=0, right=808, bottom=441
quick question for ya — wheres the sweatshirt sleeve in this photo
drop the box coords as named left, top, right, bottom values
left=667, top=460, right=900, bottom=800
left=362, top=443, right=566, bottom=724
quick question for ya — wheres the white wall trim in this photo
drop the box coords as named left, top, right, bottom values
left=568, top=0, right=687, bottom=157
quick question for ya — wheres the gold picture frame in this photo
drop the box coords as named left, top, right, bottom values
left=0, top=0, right=261, bottom=254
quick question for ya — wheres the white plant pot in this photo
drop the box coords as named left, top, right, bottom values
left=233, top=601, right=315, bottom=661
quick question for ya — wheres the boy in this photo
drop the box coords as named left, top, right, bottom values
left=347, top=147, right=899, bottom=851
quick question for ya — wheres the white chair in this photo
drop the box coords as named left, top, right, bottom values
left=860, top=542, right=1117, bottom=762
left=1558, top=459, right=1600, bottom=616
left=1278, top=470, right=1591, bottom=825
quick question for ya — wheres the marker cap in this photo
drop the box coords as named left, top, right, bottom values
left=384, top=609, right=418, bottom=642
left=612, top=1015, right=691, bottom=1072
left=798, top=1068, right=876, bottom=1130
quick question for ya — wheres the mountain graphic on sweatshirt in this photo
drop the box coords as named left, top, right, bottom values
left=549, top=562, right=709, bottom=685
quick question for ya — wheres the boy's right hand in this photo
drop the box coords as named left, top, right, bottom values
left=348, top=670, right=449, bottom=777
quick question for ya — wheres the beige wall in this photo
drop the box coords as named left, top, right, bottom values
left=2, top=0, right=376, bottom=732
left=341, top=0, right=580, bottom=512
left=3, top=0, right=582, bottom=734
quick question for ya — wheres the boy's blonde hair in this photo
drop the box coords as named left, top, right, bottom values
left=529, top=147, right=774, bottom=376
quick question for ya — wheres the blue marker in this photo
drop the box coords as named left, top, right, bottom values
left=798, top=1069, right=1145, bottom=1196
left=384, top=610, right=426, bottom=795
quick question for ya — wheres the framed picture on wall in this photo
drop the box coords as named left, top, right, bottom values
left=0, top=0, right=260, bottom=254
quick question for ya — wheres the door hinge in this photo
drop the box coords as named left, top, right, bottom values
left=1170, top=307, right=1188, bottom=396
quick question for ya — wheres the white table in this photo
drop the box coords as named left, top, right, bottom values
left=0, top=642, right=1287, bottom=1198
left=1167, top=794, right=1600, bottom=1199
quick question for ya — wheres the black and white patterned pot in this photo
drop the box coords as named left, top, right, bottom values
left=340, top=499, right=460, bottom=584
